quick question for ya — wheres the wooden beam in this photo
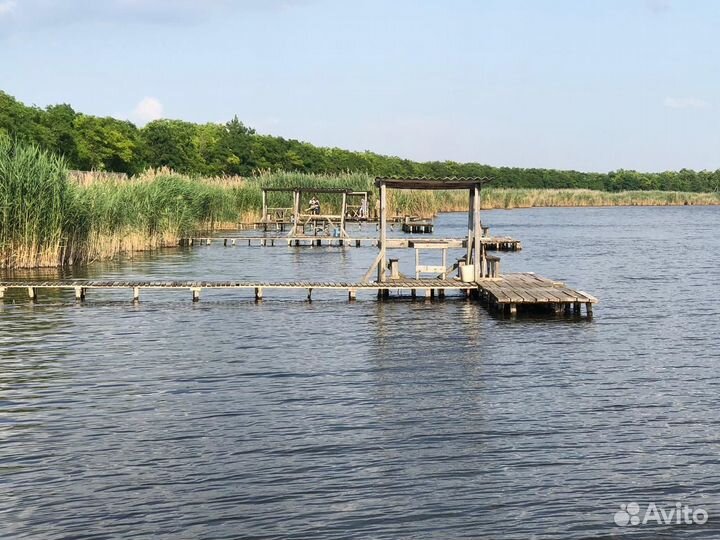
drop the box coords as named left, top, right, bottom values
left=473, top=185, right=481, bottom=281
left=261, top=190, right=267, bottom=223
left=362, top=251, right=383, bottom=283
left=378, top=181, right=387, bottom=282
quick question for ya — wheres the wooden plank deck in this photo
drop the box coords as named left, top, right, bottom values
left=0, top=272, right=596, bottom=318
left=476, top=273, right=597, bottom=317
left=180, top=236, right=523, bottom=251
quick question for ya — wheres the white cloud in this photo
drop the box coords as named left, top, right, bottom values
left=0, top=0, right=16, bottom=16
left=663, top=97, right=709, bottom=110
left=130, top=97, right=164, bottom=125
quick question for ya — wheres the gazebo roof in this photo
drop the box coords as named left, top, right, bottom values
left=374, top=177, right=491, bottom=190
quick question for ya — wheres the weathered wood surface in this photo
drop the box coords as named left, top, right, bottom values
left=0, top=278, right=471, bottom=290
left=0, top=273, right=596, bottom=302
left=0, top=273, right=597, bottom=317
left=477, top=273, right=598, bottom=305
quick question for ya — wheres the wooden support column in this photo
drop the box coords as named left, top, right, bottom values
left=509, top=303, right=517, bottom=316
left=411, top=289, right=417, bottom=299
left=466, top=188, right=473, bottom=267
left=307, top=288, right=313, bottom=302
left=261, top=189, right=267, bottom=223
left=586, top=302, right=594, bottom=318
left=28, top=287, right=37, bottom=301
left=355, top=239, right=361, bottom=247
left=191, top=287, right=201, bottom=302
left=133, top=287, right=140, bottom=302
left=340, top=192, right=347, bottom=237
left=231, top=239, right=236, bottom=246
left=255, top=287, right=263, bottom=301
left=473, top=185, right=482, bottom=281
left=0, top=287, right=5, bottom=299
left=348, top=288, right=357, bottom=301
left=290, top=190, right=300, bottom=237
left=573, top=302, right=581, bottom=315
left=377, top=182, right=387, bottom=282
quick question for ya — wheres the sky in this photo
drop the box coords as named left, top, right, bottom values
left=0, top=0, right=718, bottom=173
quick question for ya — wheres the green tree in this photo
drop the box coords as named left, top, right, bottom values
left=141, top=120, right=202, bottom=173
left=74, top=115, right=141, bottom=173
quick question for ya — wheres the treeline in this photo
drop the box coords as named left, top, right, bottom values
left=2, top=91, right=719, bottom=192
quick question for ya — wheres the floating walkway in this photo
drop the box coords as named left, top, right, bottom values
left=180, top=236, right=522, bottom=251
left=0, top=273, right=596, bottom=317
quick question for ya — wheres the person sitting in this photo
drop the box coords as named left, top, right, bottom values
left=308, top=196, right=320, bottom=215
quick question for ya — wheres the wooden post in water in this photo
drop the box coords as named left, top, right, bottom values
left=586, top=302, right=594, bottom=318
left=348, top=288, right=356, bottom=301
left=28, top=287, right=36, bottom=301
left=133, top=287, right=140, bottom=302
left=74, top=287, right=86, bottom=302
left=307, top=288, right=313, bottom=302
left=255, top=287, right=263, bottom=301
left=191, top=287, right=201, bottom=302
left=0, top=287, right=5, bottom=299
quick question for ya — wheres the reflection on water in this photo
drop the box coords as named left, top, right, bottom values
left=1, top=206, right=720, bottom=539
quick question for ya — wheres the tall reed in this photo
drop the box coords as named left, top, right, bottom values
left=0, top=138, right=75, bottom=268
left=3, top=153, right=720, bottom=269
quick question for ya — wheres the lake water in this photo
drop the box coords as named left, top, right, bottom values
left=2, top=206, right=719, bottom=539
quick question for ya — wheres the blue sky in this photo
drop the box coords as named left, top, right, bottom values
left=1, top=0, right=718, bottom=172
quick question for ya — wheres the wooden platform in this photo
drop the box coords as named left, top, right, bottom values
left=401, top=221, right=434, bottom=233
left=0, top=273, right=596, bottom=317
left=476, top=273, right=597, bottom=317
left=180, top=236, right=522, bottom=251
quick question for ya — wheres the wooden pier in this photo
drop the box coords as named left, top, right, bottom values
left=180, top=236, right=522, bottom=251
left=0, top=273, right=596, bottom=317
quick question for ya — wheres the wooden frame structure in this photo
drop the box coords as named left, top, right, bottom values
left=289, top=188, right=352, bottom=238
left=363, top=177, right=491, bottom=283
left=261, top=188, right=295, bottom=225
left=345, top=191, right=369, bottom=221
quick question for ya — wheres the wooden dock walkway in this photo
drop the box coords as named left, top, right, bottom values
left=0, top=273, right=596, bottom=317
left=180, top=236, right=523, bottom=251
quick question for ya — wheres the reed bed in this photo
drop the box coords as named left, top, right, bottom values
left=3, top=147, right=719, bottom=269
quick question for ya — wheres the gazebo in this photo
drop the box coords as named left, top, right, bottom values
left=260, top=188, right=295, bottom=230
left=289, top=187, right=352, bottom=238
left=363, top=177, right=491, bottom=283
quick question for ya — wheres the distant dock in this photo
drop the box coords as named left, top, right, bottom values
left=180, top=236, right=523, bottom=251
